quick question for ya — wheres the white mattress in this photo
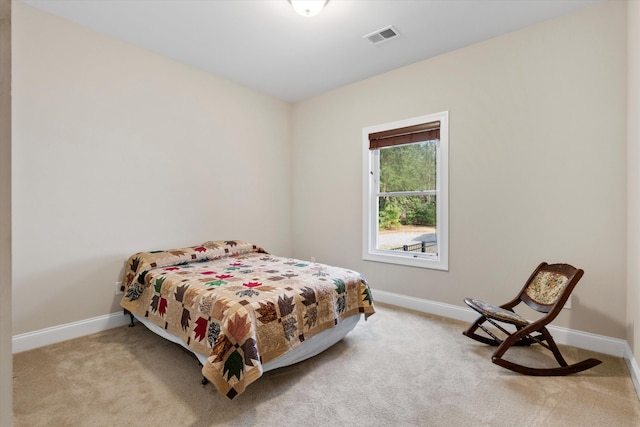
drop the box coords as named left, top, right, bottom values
left=133, top=312, right=361, bottom=371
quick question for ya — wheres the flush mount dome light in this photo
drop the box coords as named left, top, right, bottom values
left=290, top=0, right=328, bottom=17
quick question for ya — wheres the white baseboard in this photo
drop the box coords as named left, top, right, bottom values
left=374, top=289, right=480, bottom=324
left=6, top=291, right=632, bottom=358
left=373, top=289, right=627, bottom=356
left=12, top=311, right=131, bottom=354
left=373, top=289, right=640, bottom=399
left=625, top=342, right=640, bottom=400
left=10, top=290, right=640, bottom=400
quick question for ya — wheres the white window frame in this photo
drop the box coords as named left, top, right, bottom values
left=362, top=111, right=449, bottom=270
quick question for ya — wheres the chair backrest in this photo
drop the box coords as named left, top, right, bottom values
left=519, top=262, right=584, bottom=314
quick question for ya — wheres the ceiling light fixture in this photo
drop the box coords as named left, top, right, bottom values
left=290, top=0, right=328, bottom=18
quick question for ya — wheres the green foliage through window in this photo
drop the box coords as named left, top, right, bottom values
left=378, top=141, right=437, bottom=231
left=379, top=141, right=436, bottom=193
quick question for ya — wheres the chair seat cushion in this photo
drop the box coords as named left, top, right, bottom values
left=464, top=298, right=529, bottom=327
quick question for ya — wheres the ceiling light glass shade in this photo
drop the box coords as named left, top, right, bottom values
left=290, top=0, right=328, bottom=18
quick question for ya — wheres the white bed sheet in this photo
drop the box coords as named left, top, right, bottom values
left=133, top=312, right=361, bottom=371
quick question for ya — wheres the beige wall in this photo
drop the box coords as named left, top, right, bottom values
left=11, top=2, right=293, bottom=334
left=7, top=0, right=637, bottom=412
left=10, top=1, right=632, bottom=343
left=628, top=0, right=640, bottom=367
left=1, top=0, right=11, bottom=423
left=292, top=0, right=628, bottom=338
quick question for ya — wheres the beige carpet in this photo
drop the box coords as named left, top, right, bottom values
left=13, top=303, right=640, bottom=427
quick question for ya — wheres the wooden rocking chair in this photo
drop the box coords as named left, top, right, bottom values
left=462, top=262, right=602, bottom=376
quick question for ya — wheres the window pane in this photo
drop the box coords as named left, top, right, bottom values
left=377, top=195, right=437, bottom=254
left=379, top=141, right=437, bottom=193
left=363, top=111, right=448, bottom=270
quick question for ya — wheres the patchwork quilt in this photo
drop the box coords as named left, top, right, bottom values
left=120, top=240, right=375, bottom=399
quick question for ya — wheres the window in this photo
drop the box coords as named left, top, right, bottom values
left=362, top=112, right=448, bottom=270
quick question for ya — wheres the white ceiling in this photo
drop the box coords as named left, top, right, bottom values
left=22, top=0, right=603, bottom=103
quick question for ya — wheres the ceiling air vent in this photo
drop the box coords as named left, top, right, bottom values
left=363, top=26, right=400, bottom=45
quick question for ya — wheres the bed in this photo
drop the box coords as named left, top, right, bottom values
left=119, top=240, right=375, bottom=399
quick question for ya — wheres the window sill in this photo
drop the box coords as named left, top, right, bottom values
left=363, top=251, right=448, bottom=271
